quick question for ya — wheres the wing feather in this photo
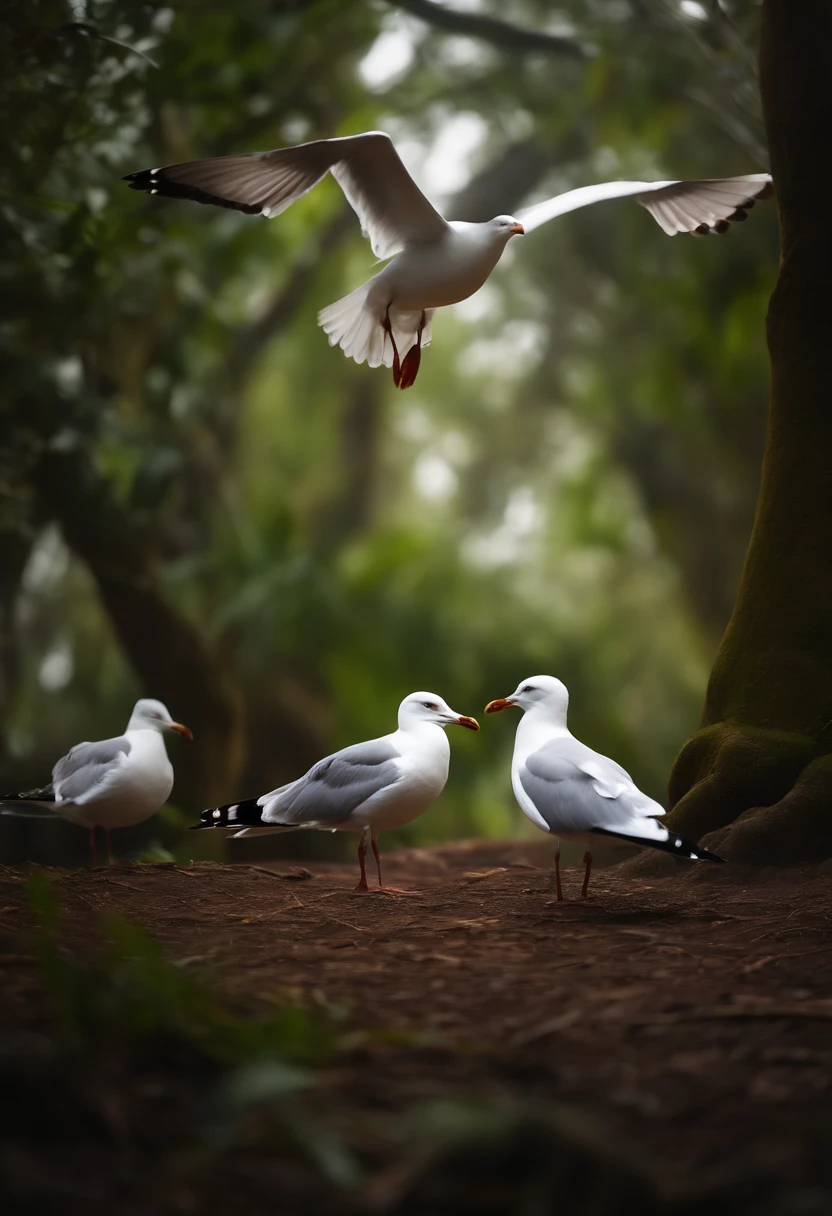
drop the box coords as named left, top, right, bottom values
left=516, top=173, right=772, bottom=236
left=258, top=738, right=402, bottom=827
left=52, top=738, right=131, bottom=804
left=125, top=131, right=449, bottom=259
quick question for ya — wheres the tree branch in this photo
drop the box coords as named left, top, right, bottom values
left=392, top=0, right=589, bottom=59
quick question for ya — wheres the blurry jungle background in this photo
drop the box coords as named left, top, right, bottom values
left=0, top=0, right=775, bottom=864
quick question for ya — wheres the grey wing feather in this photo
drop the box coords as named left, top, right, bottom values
left=259, top=738, right=401, bottom=827
left=635, top=174, right=772, bottom=234
left=517, top=173, right=771, bottom=236
left=52, top=738, right=131, bottom=803
left=125, top=132, right=449, bottom=259
left=520, top=738, right=661, bottom=835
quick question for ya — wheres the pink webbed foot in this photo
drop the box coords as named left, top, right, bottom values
left=399, top=343, right=421, bottom=389
left=397, top=310, right=426, bottom=390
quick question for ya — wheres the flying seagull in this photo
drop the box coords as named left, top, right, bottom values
left=192, top=691, right=479, bottom=892
left=485, top=676, right=723, bottom=902
left=124, top=131, right=772, bottom=388
left=2, top=699, right=192, bottom=864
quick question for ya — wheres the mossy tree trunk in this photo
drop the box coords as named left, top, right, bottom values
left=665, top=0, right=832, bottom=864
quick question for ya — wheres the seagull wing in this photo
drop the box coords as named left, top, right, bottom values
left=52, top=738, right=131, bottom=805
left=516, top=173, right=773, bottom=236
left=124, top=131, right=450, bottom=259
left=518, top=736, right=664, bottom=836
left=518, top=737, right=725, bottom=861
left=258, top=738, right=403, bottom=828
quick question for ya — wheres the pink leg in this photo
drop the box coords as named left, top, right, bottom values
left=89, top=828, right=98, bottom=868
left=399, top=311, right=426, bottom=390
left=371, top=835, right=384, bottom=887
left=383, top=306, right=401, bottom=387
left=581, top=850, right=593, bottom=899
left=554, top=842, right=564, bottom=902
left=367, top=834, right=414, bottom=894
left=544, top=839, right=584, bottom=906
left=353, top=830, right=370, bottom=892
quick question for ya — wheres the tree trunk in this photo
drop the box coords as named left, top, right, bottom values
left=663, top=0, right=832, bottom=864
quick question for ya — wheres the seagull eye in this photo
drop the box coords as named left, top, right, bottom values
left=423, top=702, right=438, bottom=710
left=522, top=685, right=535, bottom=693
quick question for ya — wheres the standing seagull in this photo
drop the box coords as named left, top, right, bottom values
left=124, top=131, right=772, bottom=388
left=192, top=692, right=479, bottom=892
left=2, top=699, right=192, bottom=864
left=485, top=676, right=723, bottom=902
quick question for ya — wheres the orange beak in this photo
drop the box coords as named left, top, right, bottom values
left=509, top=222, right=525, bottom=236
left=484, top=697, right=516, bottom=714
left=455, top=715, right=480, bottom=731
left=167, top=722, right=193, bottom=740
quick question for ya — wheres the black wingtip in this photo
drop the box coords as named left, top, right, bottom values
left=693, top=845, right=727, bottom=864
left=592, top=825, right=726, bottom=863
left=123, top=168, right=155, bottom=190
left=191, top=798, right=264, bottom=832
left=121, top=166, right=265, bottom=214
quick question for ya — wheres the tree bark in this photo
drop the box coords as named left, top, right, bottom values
left=663, top=0, right=832, bottom=864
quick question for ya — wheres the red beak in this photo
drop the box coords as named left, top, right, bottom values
left=168, top=722, right=193, bottom=740
left=484, top=697, right=516, bottom=714
left=455, top=715, right=480, bottom=731
left=509, top=222, right=525, bottom=236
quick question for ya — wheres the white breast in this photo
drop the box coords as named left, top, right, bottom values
left=373, top=226, right=506, bottom=313
left=351, top=726, right=450, bottom=835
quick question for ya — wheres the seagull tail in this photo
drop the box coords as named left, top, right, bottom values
left=318, top=281, right=389, bottom=369
left=591, top=825, right=725, bottom=863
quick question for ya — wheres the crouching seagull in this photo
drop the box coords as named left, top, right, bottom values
left=192, top=691, right=479, bottom=892
left=2, top=699, right=192, bottom=864
left=485, top=676, right=723, bottom=902
left=124, top=130, right=772, bottom=389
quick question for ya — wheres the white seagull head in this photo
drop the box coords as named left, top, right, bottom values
left=398, top=691, right=480, bottom=732
left=128, top=698, right=193, bottom=740
left=487, top=214, right=525, bottom=240
left=485, top=675, right=569, bottom=724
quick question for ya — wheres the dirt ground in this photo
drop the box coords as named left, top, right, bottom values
left=2, top=840, right=832, bottom=1212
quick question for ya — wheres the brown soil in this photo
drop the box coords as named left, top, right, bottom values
left=2, top=840, right=832, bottom=1212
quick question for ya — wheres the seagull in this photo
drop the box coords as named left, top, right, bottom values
left=191, top=691, right=479, bottom=892
left=124, top=130, right=772, bottom=389
left=2, top=699, right=192, bottom=864
left=485, top=675, right=724, bottom=902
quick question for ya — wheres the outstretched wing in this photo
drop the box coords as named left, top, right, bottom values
left=124, top=131, right=449, bottom=259
left=258, top=738, right=402, bottom=827
left=517, top=173, right=773, bottom=236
